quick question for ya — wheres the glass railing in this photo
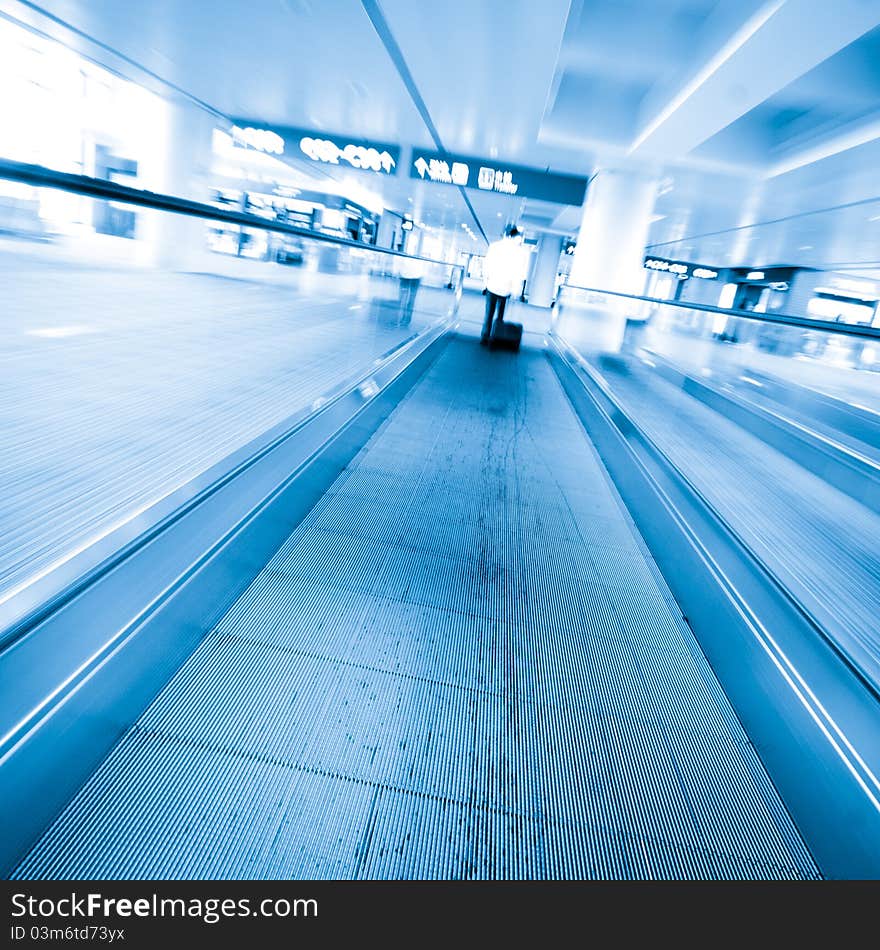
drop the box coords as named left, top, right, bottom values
left=553, top=284, right=880, bottom=427
left=0, top=161, right=464, bottom=629
left=552, top=283, right=880, bottom=693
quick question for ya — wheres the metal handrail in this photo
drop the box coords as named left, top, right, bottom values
left=560, top=282, right=880, bottom=341
left=0, top=157, right=465, bottom=273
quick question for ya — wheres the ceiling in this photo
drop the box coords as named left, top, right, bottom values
left=2, top=0, right=879, bottom=271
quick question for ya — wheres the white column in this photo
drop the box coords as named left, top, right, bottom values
left=528, top=234, right=564, bottom=308
left=375, top=212, right=397, bottom=250
left=569, top=168, right=657, bottom=295
left=562, top=168, right=657, bottom=352
left=402, top=228, right=421, bottom=256
left=142, top=98, right=216, bottom=271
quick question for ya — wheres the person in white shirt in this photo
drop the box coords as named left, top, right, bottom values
left=481, top=225, right=527, bottom=345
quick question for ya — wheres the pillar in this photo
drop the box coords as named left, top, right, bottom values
left=142, top=98, right=216, bottom=271
left=528, top=233, right=564, bottom=308
left=569, top=168, right=657, bottom=294
left=402, top=227, right=421, bottom=256
left=562, top=168, right=658, bottom=352
left=375, top=212, right=397, bottom=250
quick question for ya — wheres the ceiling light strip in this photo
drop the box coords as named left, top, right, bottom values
left=629, top=0, right=786, bottom=154
left=765, top=117, right=880, bottom=179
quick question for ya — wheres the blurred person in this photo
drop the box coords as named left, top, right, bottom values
left=397, top=254, right=424, bottom=326
left=481, top=225, right=528, bottom=345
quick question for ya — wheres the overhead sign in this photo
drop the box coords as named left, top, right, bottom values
left=409, top=149, right=588, bottom=205
left=231, top=121, right=400, bottom=176
left=644, top=257, right=719, bottom=280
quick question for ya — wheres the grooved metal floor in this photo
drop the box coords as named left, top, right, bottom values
left=15, top=332, right=820, bottom=880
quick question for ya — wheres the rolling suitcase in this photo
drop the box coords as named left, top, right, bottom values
left=490, top=319, right=523, bottom=352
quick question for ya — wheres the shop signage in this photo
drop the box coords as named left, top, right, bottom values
left=731, top=266, right=799, bottom=285
left=409, top=149, right=588, bottom=205
left=231, top=126, right=285, bottom=155
left=816, top=277, right=879, bottom=301
left=645, top=258, right=688, bottom=276
left=231, top=121, right=400, bottom=176
left=644, top=257, right=719, bottom=280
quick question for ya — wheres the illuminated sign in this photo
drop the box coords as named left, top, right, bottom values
left=232, top=126, right=284, bottom=155
left=815, top=286, right=876, bottom=301
left=644, top=257, right=720, bottom=280
left=816, top=277, right=879, bottom=301
left=299, top=136, right=396, bottom=173
left=230, top=121, right=400, bottom=176
left=645, top=258, right=688, bottom=275
left=409, top=149, right=588, bottom=205
left=746, top=270, right=765, bottom=281
left=477, top=166, right=518, bottom=194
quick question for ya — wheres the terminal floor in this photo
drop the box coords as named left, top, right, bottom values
left=0, top=256, right=455, bottom=606
left=590, top=353, right=880, bottom=691
left=15, top=333, right=818, bottom=880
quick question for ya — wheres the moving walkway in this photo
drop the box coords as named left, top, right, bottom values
left=2, top=163, right=879, bottom=880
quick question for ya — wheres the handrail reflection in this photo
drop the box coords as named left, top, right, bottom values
left=559, top=282, right=880, bottom=341
left=0, top=157, right=465, bottom=274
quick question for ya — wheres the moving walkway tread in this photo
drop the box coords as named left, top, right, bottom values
left=14, top=334, right=819, bottom=880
